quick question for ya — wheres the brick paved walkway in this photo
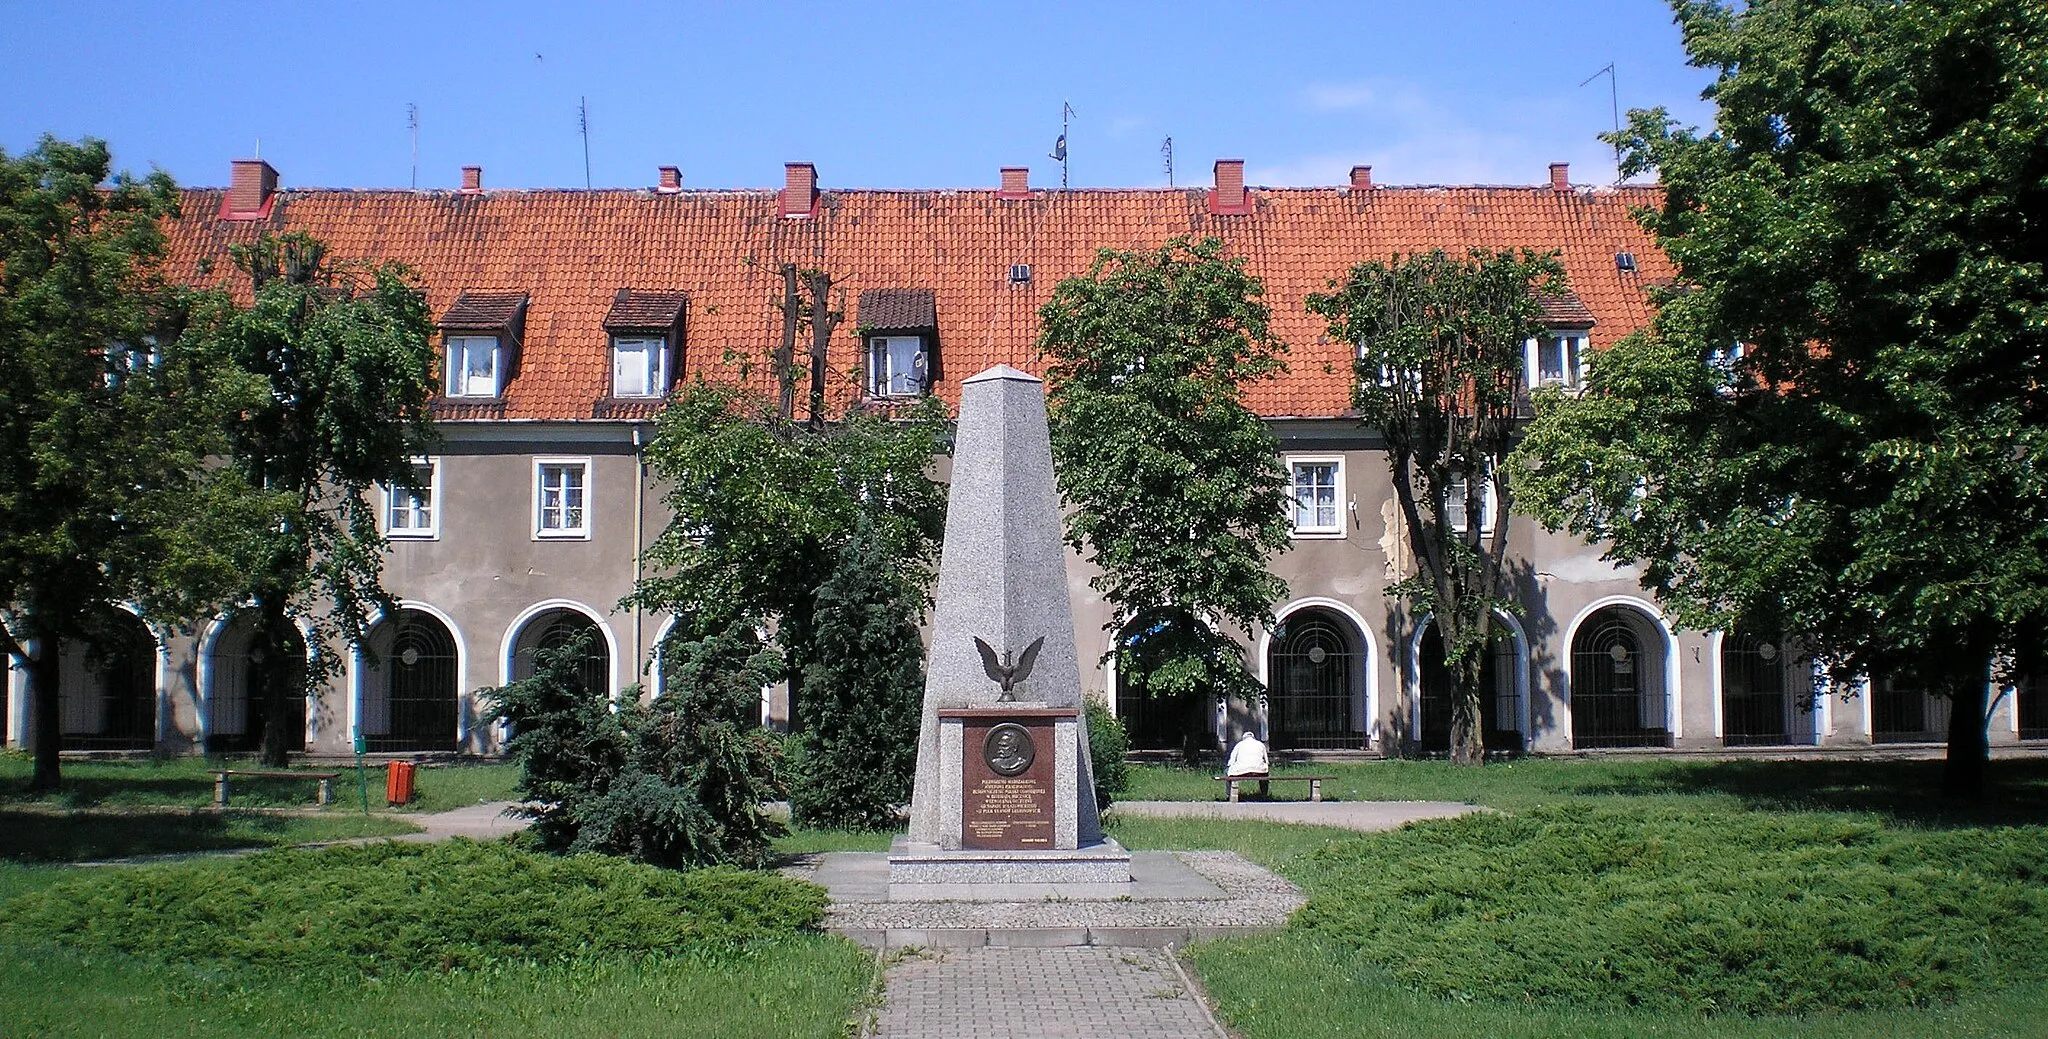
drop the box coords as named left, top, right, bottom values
left=872, top=946, right=1226, bottom=1039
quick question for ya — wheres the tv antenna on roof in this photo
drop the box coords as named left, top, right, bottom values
left=407, top=103, right=419, bottom=189
left=578, top=96, right=593, bottom=189
left=1579, top=63, right=1622, bottom=182
left=1161, top=136, right=1174, bottom=187
left=1049, top=100, right=1075, bottom=188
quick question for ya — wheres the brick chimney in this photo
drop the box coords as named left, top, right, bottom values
left=1349, top=165, right=1373, bottom=190
left=221, top=159, right=278, bottom=220
left=780, top=162, right=818, bottom=218
left=657, top=166, right=682, bottom=193
left=998, top=166, right=1030, bottom=199
left=1549, top=162, right=1571, bottom=191
left=461, top=166, right=483, bottom=193
left=1208, top=159, right=1251, bottom=215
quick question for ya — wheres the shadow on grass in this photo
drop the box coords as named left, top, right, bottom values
left=0, top=809, right=267, bottom=862
left=1571, top=757, right=2048, bottom=827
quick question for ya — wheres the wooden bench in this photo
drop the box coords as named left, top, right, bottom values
left=1212, top=773, right=1334, bottom=803
left=212, top=770, right=341, bottom=808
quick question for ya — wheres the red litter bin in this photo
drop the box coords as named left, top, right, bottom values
left=385, top=761, right=416, bottom=806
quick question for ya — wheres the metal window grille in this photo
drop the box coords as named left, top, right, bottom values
left=206, top=612, right=308, bottom=754
left=364, top=612, right=459, bottom=753
left=515, top=612, right=610, bottom=697
left=1721, top=630, right=1794, bottom=747
left=1870, top=676, right=1951, bottom=743
left=59, top=614, right=156, bottom=751
left=1266, top=610, right=1366, bottom=750
left=1417, top=625, right=1523, bottom=755
left=1570, top=610, right=1672, bottom=749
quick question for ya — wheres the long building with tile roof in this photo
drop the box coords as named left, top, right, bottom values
left=13, top=157, right=2031, bottom=763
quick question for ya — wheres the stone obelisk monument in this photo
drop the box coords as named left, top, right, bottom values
left=893, top=365, right=1126, bottom=883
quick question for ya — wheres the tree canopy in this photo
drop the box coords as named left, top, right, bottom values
left=1038, top=236, right=1293, bottom=736
left=0, top=137, right=242, bottom=789
left=1512, top=0, right=2048, bottom=795
left=1308, top=248, right=1564, bottom=764
left=185, top=230, right=439, bottom=764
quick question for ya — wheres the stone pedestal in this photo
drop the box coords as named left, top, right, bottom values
left=891, top=704, right=1130, bottom=884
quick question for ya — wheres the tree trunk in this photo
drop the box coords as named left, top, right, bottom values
left=27, top=645, right=61, bottom=792
left=805, top=270, right=836, bottom=431
left=1941, top=671, right=1989, bottom=800
left=1449, top=644, right=1488, bottom=767
left=255, top=598, right=294, bottom=767
left=776, top=264, right=800, bottom=421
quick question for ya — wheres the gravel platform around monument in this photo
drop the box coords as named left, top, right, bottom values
left=1107, top=798, right=1480, bottom=830
left=870, top=946, right=1228, bottom=1039
left=791, top=850, right=1303, bottom=940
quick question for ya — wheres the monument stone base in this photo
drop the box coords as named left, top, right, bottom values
left=886, top=836, right=1134, bottom=885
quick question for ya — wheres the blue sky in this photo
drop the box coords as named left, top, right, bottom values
left=3, top=0, right=1718, bottom=192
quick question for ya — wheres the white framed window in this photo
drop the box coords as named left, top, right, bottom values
left=1525, top=332, right=1588, bottom=390
left=447, top=335, right=502, bottom=398
left=612, top=336, right=668, bottom=398
left=383, top=457, right=440, bottom=539
left=867, top=335, right=925, bottom=398
left=533, top=458, right=591, bottom=539
left=1444, top=469, right=1499, bottom=535
left=108, top=338, right=160, bottom=386
left=1288, top=457, right=1345, bottom=537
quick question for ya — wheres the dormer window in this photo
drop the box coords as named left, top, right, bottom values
left=447, top=335, right=501, bottom=397
left=868, top=335, right=925, bottom=398
left=858, top=287, right=938, bottom=401
left=612, top=336, right=668, bottom=398
left=1528, top=291, right=1595, bottom=392
left=602, top=289, right=688, bottom=402
left=437, top=291, right=528, bottom=401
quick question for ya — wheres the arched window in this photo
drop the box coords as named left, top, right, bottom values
left=1870, top=672, right=1950, bottom=743
left=1720, top=629, right=1816, bottom=746
left=1417, top=619, right=1523, bottom=755
left=1266, top=607, right=1368, bottom=750
left=59, top=610, right=157, bottom=750
left=207, top=612, right=308, bottom=753
left=511, top=609, right=610, bottom=698
left=2020, top=640, right=2046, bottom=741
left=1113, top=609, right=1216, bottom=753
left=361, top=610, right=459, bottom=753
left=1569, top=606, right=1670, bottom=748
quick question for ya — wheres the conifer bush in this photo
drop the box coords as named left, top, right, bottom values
left=1084, top=695, right=1131, bottom=808
left=788, top=526, right=925, bottom=831
left=486, top=625, right=787, bottom=869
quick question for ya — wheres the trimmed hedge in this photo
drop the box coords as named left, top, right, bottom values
left=0, top=839, right=827, bottom=976
left=1292, top=805, right=2048, bottom=1015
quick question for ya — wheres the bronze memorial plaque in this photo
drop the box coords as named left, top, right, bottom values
left=961, top=715, right=1056, bottom=849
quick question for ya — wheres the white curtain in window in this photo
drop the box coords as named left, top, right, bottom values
left=613, top=338, right=663, bottom=397
left=449, top=337, right=498, bottom=397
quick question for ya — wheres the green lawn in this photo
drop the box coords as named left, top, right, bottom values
left=1109, top=758, right=2048, bottom=1038
left=0, top=807, right=418, bottom=862
left=0, top=752, right=522, bottom=815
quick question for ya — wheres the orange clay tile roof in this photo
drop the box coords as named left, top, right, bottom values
left=159, top=183, right=1673, bottom=421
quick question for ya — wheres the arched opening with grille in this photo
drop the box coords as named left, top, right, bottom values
left=1720, top=629, right=1817, bottom=746
left=205, top=611, right=309, bottom=753
left=58, top=609, right=158, bottom=750
left=1112, top=609, right=1217, bottom=753
left=1568, top=604, right=1672, bottom=749
left=360, top=609, right=460, bottom=753
left=1869, top=672, right=1951, bottom=743
left=2020, top=639, right=2046, bottom=741
left=1266, top=606, right=1368, bottom=750
left=1417, top=618, right=1524, bottom=755
left=509, top=608, right=611, bottom=698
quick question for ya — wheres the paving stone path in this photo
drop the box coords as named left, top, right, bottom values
left=872, top=946, right=1227, bottom=1039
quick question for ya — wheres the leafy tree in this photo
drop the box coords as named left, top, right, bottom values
left=629, top=381, right=946, bottom=728
left=787, top=519, right=925, bottom=830
left=186, top=231, right=438, bottom=765
left=487, top=624, right=789, bottom=869
left=1307, top=249, right=1565, bottom=765
left=1083, top=695, right=1131, bottom=809
left=0, top=137, right=241, bottom=790
left=1038, top=236, right=1293, bottom=756
left=1512, top=0, right=2048, bottom=796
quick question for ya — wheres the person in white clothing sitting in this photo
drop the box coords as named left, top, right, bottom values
left=1226, top=730, right=1269, bottom=776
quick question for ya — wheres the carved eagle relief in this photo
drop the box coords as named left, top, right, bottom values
left=972, top=636, right=1045, bottom=702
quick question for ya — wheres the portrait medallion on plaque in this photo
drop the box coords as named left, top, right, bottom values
left=960, top=715, right=1056, bottom=849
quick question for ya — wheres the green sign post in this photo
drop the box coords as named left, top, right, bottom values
left=353, top=733, right=370, bottom=816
